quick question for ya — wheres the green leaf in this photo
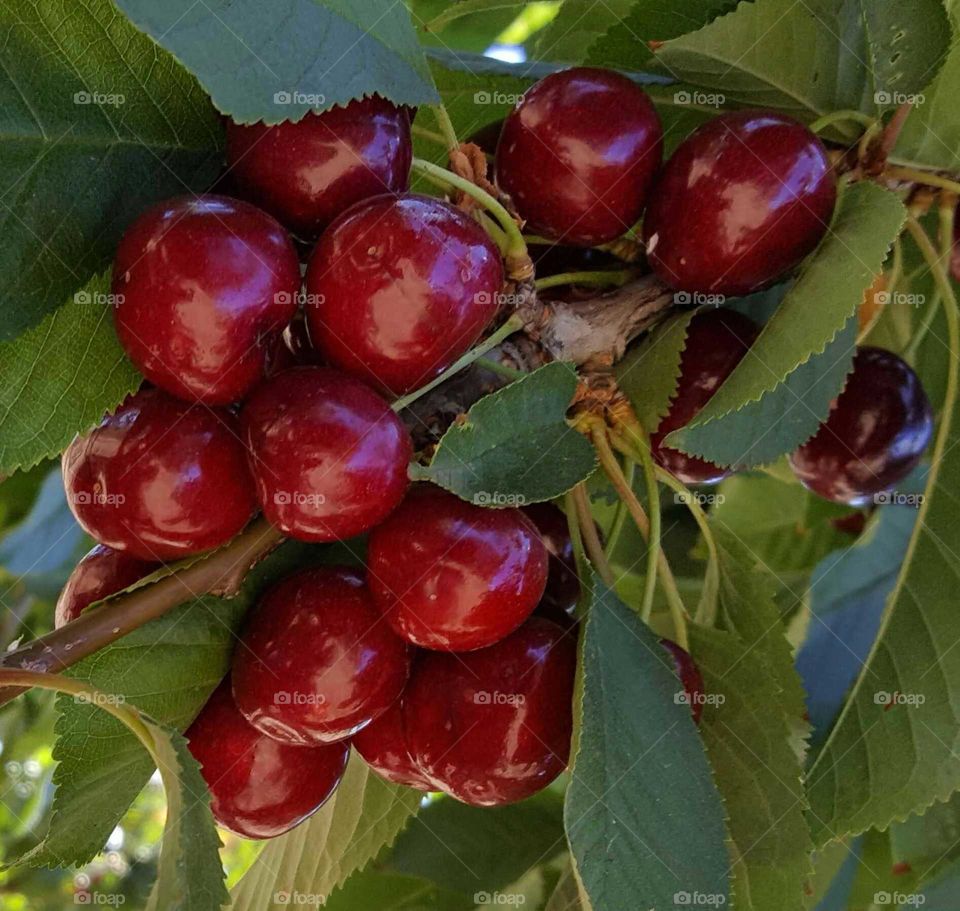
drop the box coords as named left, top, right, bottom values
left=114, top=0, right=438, bottom=125
left=544, top=861, right=584, bottom=911
left=664, top=183, right=905, bottom=457
left=0, top=0, right=223, bottom=340
left=323, top=871, right=473, bottom=911
left=230, top=757, right=421, bottom=909
left=565, top=580, right=729, bottom=909
left=807, top=398, right=960, bottom=841
left=0, top=274, right=141, bottom=475
left=533, top=0, right=636, bottom=63
left=417, top=363, right=596, bottom=505
left=889, top=792, right=960, bottom=884
left=616, top=308, right=697, bottom=434
left=655, top=0, right=951, bottom=123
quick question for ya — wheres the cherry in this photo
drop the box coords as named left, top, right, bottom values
left=643, top=110, right=836, bottom=296
left=55, top=545, right=157, bottom=628
left=367, top=486, right=548, bottom=651
left=660, top=638, right=706, bottom=725
left=352, top=694, right=433, bottom=791
left=226, top=97, right=412, bottom=239
left=651, top=308, right=760, bottom=485
left=304, top=193, right=503, bottom=396
left=403, top=617, right=576, bottom=806
left=63, top=387, right=257, bottom=560
left=186, top=681, right=348, bottom=839
left=522, top=503, right=580, bottom=617
left=112, top=195, right=299, bottom=405
left=789, top=347, right=933, bottom=505
left=240, top=367, right=412, bottom=542
left=231, top=567, right=409, bottom=744
left=495, top=67, right=662, bottom=246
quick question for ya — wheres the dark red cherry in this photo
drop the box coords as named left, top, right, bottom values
left=231, top=567, right=409, bottom=744
left=367, top=486, right=548, bottom=651
left=55, top=545, right=157, bottom=628
left=186, top=681, right=348, bottom=839
left=112, top=195, right=300, bottom=404
left=660, top=638, right=706, bottom=725
left=496, top=67, right=662, bottom=246
left=789, top=347, right=933, bottom=505
left=522, top=503, right=580, bottom=617
left=352, top=695, right=433, bottom=790
left=241, top=367, right=412, bottom=542
left=226, top=97, right=412, bottom=239
left=651, top=309, right=759, bottom=485
left=62, top=388, right=257, bottom=560
left=305, top=194, right=503, bottom=396
left=403, top=617, right=576, bottom=806
left=643, top=110, right=836, bottom=296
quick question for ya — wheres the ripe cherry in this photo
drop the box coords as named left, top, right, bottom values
left=643, top=110, right=836, bottom=296
left=305, top=194, right=503, bottom=396
left=660, top=638, right=706, bottom=725
left=651, top=308, right=759, bottom=485
left=496, top=67, right=662, bottom=246
left=63, top=388, right=257, bottom=560
left=112, top=195, right=300, bottom=405
left=522, top=503, right=580, bottom=617
left=231, top=567, right=409, bottom=744
left=403, top=617, right=576, bottom=806
left=367, top=486, right=548, bottom=651
left=789, top=347, right=933, bottom=505
left=352, top=695, right=433, bottom=790
left=241, top=367, right=412, bottom=542
left=226, top=97, right=412, bottom=238
left=186, top=681, right=348, bottom=839
left=55, top=545, right=157, bottom=628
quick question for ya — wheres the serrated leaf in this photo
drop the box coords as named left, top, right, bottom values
left=323, top=871, right=473, bottom=911
left=0, top=0, right=223, bottom=340
left=230, top=757, right=421, bottom=910
left=418, top=363, right=596, bottom=504
left=669, top=315, right=858, bottom=469
left=664, top=183, right=905, bottom=458
left=0, top=274, right=141, bottom=475
left=565, top=580, right=729, bottom=909
left=114, top=0, right=438, bottom=125
left=533, top=0, right=636, bottom=63
left=655, top=0, right=950, bottom=124
left=616, top=308, right=696, bottom=434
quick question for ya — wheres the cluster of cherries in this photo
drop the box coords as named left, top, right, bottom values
left=55, top=65, right=933, bottom=838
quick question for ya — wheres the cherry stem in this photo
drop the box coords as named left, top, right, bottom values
left=809, top=109, right=876, bottom=135
left=479, top=212, right=508, bottom=252
left=410, top=158, right=531, bottom=278
left=478, top=356, right=526, bottom=380
left=391, top=314, right=524, bottom=412
left=604, top=458, right=635, bottom=558
left=431, top=104, right=460, bottom=152
left=535, top=269, right=639, bottom=291
left=570, top=482, right=617, bottom=588
left=0, top=518, right=284, bottom=707
left=411, top=124, right=449, bottom=148
left=887, top=166, right=960, bottom=197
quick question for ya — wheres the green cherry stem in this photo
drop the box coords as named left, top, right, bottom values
left=570, top=482, right=617, bottom=588
left=535, top=269, right=639, bottom=291
left=888, top=166, right=960, bottom=197
left=604, top=458, right=636, bottom=558
left=431, top=104, right=460, bottom=152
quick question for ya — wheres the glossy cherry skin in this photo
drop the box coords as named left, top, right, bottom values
left=186, top=681, right=349, bottom=839
left=522, top=503, right=580, bottom=617
left=660, top=638, right=706, bottom=726
left=305, top=194, right=503, bottom=396
left=62, top=388, right=257, bottom=560
left=367, top=486, right=548, bottom=651
left=226, top=97, right=412, bottom=239
left=55, top=545, right=157, bottom=628
left=496, top=67, right=663, bottom=246
left=789, top=347, right=933, bottom=505
left=403, top=617, right=576, bottom=806
left=112, top=195, right=300, bottom=404
left=643, top=110, right=837, bottom=296
left=231, top=567, right=410, bottom=744
left=241, top=367, right=412, bottom=542
left=352, top=695, right=433, bottom=790
left=651, top=308, right=760, bottom=485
